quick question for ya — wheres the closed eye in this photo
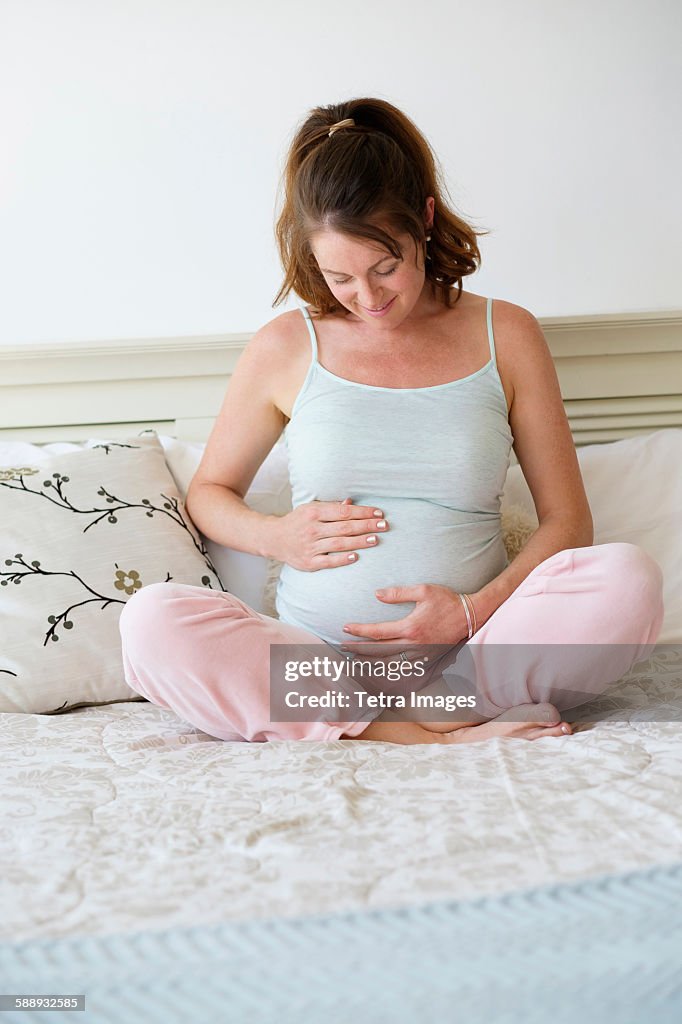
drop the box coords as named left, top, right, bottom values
left=333, top=266, right=398, bottom=286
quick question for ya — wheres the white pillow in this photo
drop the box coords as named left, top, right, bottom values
left=159, top=434, right=291, bottom=615
left=502, top=428, right=682, bottom=642
left=0, top=434, right=223, bottom=713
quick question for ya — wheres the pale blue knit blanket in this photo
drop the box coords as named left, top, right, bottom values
left=1, top=860, right=681, bottom=1024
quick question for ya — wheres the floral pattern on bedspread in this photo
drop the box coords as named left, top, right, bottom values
left=1, top=647, right=681, bottom=942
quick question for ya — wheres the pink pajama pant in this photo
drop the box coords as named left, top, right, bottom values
left=118, top=542, right=664, bottom=743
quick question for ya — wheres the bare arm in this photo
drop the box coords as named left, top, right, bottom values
left=184, top=320, right=288, bottom=558
left=184, top=316, right=385, bottom=568
left=472, top=303, right=593, bottom=627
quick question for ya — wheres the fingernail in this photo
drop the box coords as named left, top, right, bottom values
left=366, top=535, right=377, bottom=544
left=373, top=509, right=383, bottom=516
left=348, top=553, right=357, bottom=561
left=343, top=626, right=351, bottom=633
left=376, top=520, right=386, bottom=530
left=561, top=724, right=570, bottom=734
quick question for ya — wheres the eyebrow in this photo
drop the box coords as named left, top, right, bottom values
left=319, top=254, right=397, bottom=275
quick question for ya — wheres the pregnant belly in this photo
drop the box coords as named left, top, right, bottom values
left=275, top=500, right=507, bottom=648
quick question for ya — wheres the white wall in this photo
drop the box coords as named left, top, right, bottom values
left=1, top=0, right=679, bottom=345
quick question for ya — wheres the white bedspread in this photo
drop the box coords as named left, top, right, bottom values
left=2, top=646, right=681, bottom=943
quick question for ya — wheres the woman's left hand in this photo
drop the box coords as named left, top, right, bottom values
left=341, top=584, right=471, bottom=659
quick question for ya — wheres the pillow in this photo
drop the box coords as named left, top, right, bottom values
left=159, top=434, right=292, bottom=614
left=502, top=428, right=682, bottom=642
left=0, top=433, right=223, bottom=714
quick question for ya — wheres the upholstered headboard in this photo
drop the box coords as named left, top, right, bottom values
left=1, top=307, right=680, bottom=447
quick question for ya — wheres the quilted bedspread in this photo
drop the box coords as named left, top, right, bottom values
left=1, top=646, right=681, bottom=945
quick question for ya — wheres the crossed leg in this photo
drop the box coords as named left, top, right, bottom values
left=352, top=543, right=664, bottom=744
left=118, top=543, right=664, bottom=745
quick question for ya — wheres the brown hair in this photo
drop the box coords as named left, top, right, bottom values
left=273, top=97, right=490, bottom=318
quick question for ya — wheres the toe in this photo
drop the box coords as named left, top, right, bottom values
left=525, top=721, right=572, bottom=740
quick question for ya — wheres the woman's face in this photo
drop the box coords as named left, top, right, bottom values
left=310, top=225, right=429, bottom=327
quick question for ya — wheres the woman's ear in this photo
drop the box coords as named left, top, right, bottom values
left=424, top=195, right=435, bottom=228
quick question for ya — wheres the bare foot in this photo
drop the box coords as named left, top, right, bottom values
left=445, top=703, right=573, bottom=743
left=353, top=704, right=572, bottom=745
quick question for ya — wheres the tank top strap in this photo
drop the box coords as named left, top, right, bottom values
left=301, top=300, right=498, bottom=371
left=486, top=297, right=498, bottom=369
left=300, top=306, right=319, bottom=363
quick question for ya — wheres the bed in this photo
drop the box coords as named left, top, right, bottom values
left=1, top=305, right=681, bottom=1023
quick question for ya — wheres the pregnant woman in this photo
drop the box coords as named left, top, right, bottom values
left=118, top=97, right=664, bottom=744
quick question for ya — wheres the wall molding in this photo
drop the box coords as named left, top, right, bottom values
left=1, top=309, right=681, bottom=446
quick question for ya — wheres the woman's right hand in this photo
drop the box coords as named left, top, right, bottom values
left=272, top=497, right=389, bottom=571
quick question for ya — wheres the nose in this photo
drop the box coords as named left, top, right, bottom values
left=357, top=292, right=386, bottom=310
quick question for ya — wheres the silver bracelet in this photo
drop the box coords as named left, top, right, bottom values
left=462, top=592, right=478, bottom=635
left=458, top=591, right=474, bottom=640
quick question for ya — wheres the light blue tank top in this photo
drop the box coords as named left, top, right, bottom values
left=276, top=297, right=514, bottom=648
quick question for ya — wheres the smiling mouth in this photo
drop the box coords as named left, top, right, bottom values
left=364, top=300, right=392, bottom=312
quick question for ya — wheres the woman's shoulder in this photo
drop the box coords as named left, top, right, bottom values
left=486, top=299, right=554, bottom=421
left=439, top=289, right=535, bottom=328
left=246, top=308, right=309, bottom=359
left=486, top=297, right=546, bottom=354
left=488, top=295, right=537, bottom=321
left=244, top=309, right=312, bottom=399
left=466, top=291, right=534, bottom=322
left=438, top=290, right=536, bottom=344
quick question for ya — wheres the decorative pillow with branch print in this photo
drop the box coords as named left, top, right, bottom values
left=0, top=433, right=225, bottom=714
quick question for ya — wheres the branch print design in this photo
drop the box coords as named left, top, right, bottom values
left=114, top=568, right=143, bottom=595
left=91, top=443, right=139, bottom=454
left=0, top=445, right=226, bottom=682
left=2, top=557, right=124, bottom=643
left=0, top=464, right=220, bottom=585
left=1, top=554, right=168, bottom=645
